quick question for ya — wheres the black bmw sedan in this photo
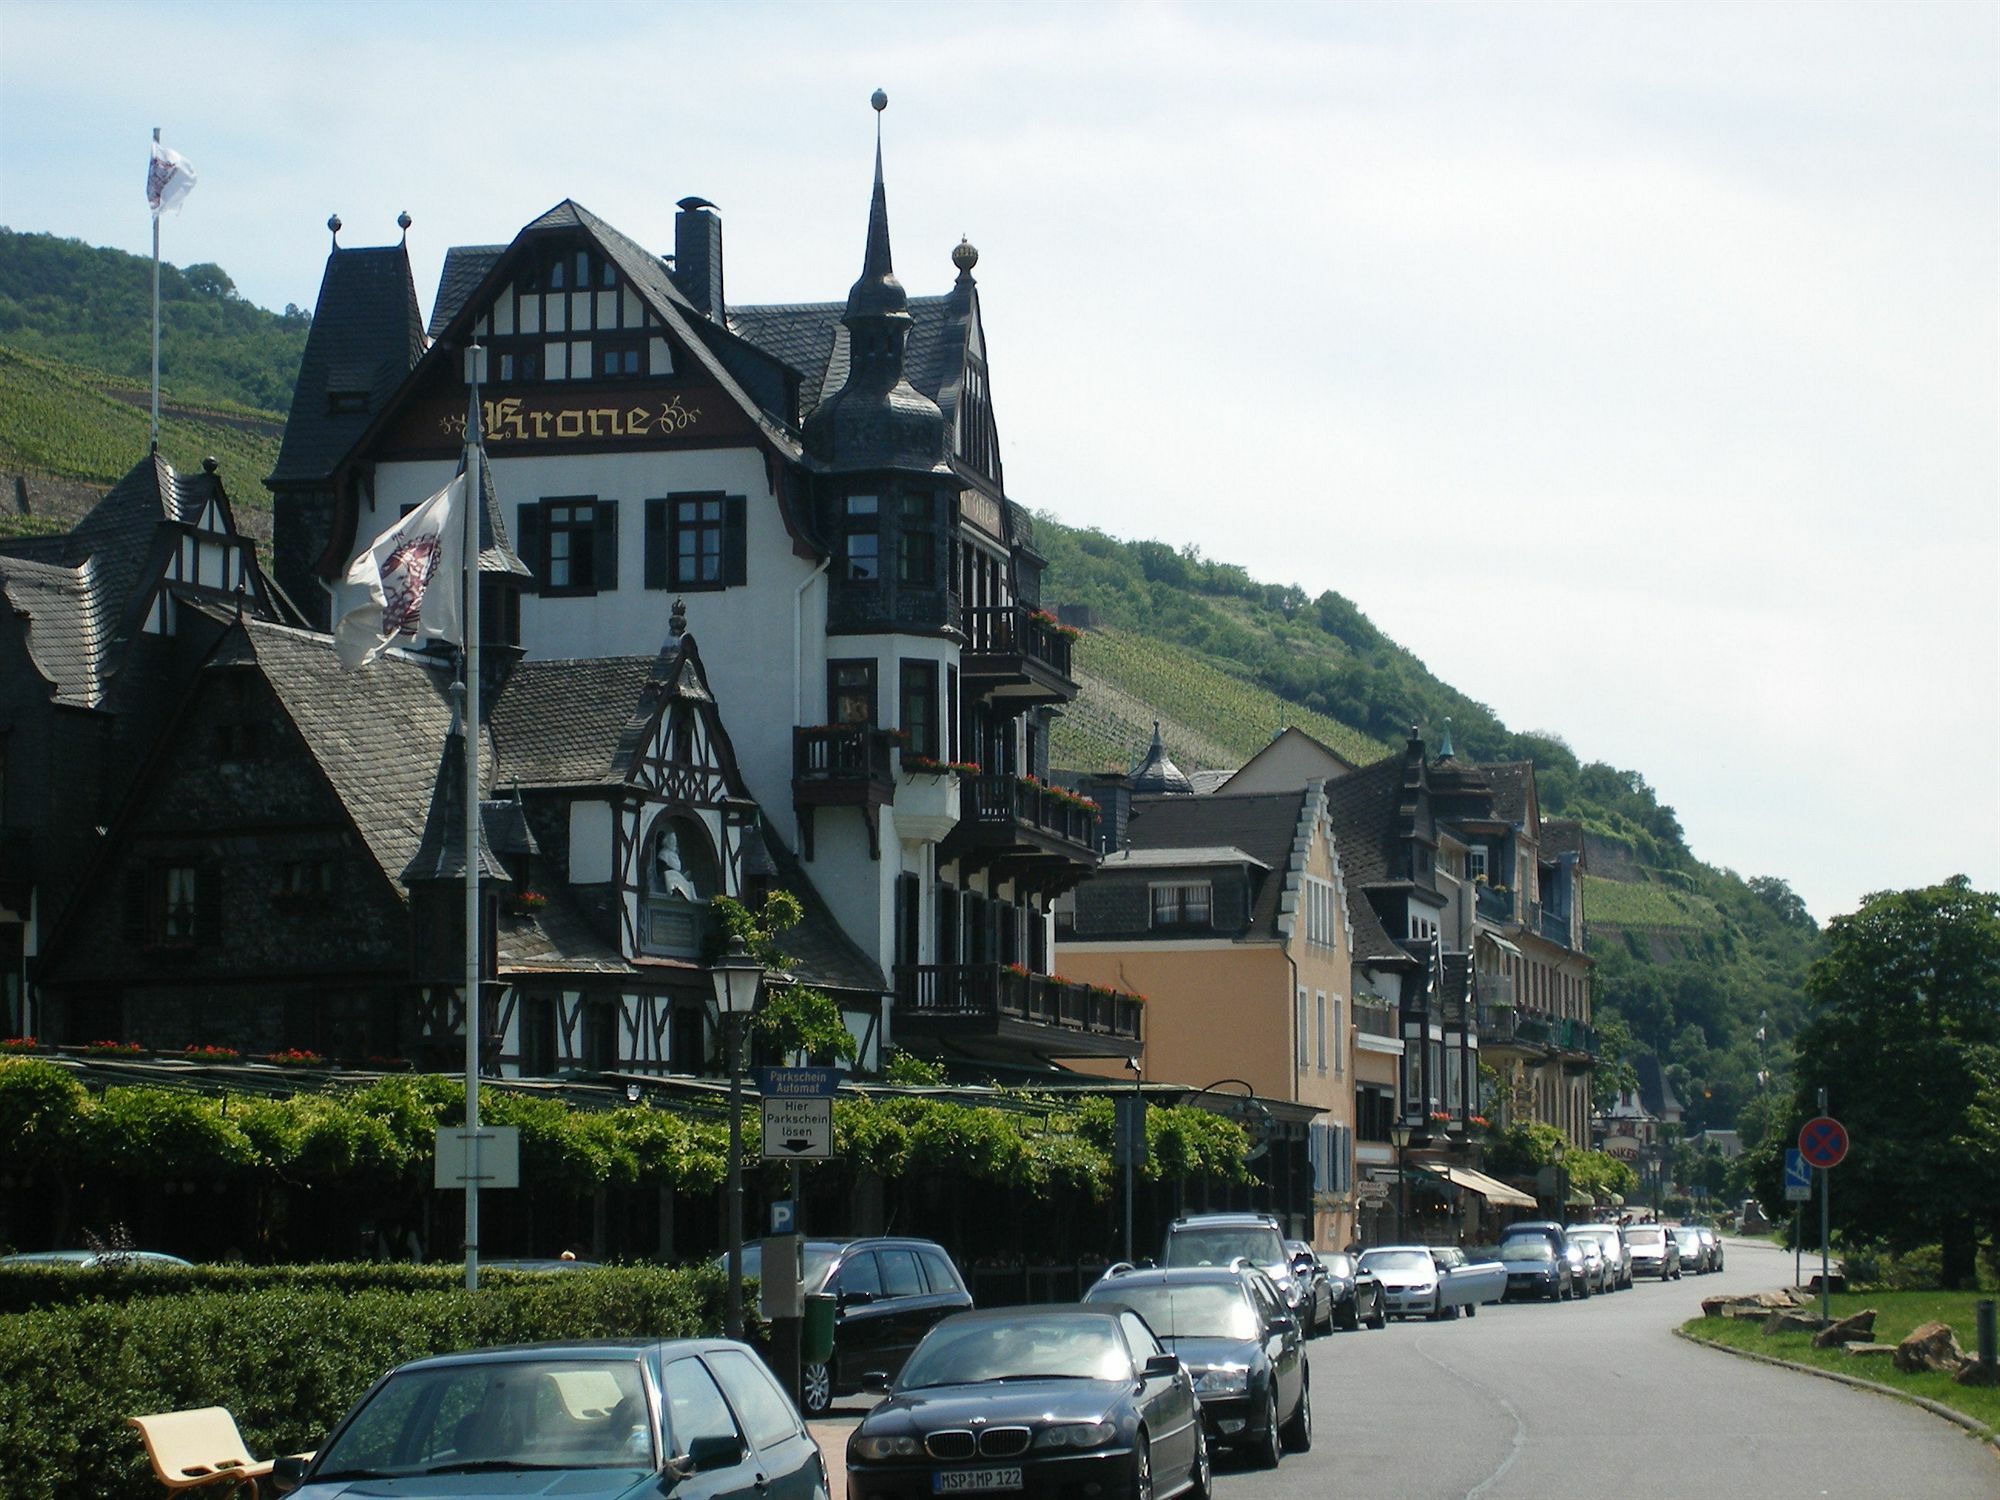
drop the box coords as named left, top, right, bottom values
left=845, top=1305, right=1209, bottom=1500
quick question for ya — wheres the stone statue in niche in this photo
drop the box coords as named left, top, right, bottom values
left=651, top=824, right=699, bottom=900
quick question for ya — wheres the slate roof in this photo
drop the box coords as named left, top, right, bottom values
left=760, top=830, right=889, bottom=996
left=1187, top=769, right=1234, bottom=795
left=490, top=655, right=663, bottom=786
left=0, top=453, right=236, bottom=707
left=427, top=245, right=506, bottom=341
left=1479, top=761, right=1536, bottom=827
left=1130, top=723, right=1194, bottom=796
left=1100, top=846, right=1270, bottom=872
left=270, top=244, right=426, bottom=485
left=401, top=728, right=514, bottom=886
left=728, top=294, right=960, bottom=424
left=1319, top=755, right=1419, bottom=965
left=233, top=617, right=464, bottom=885
left=1124, top=789, right=1312, bottom=938
left=1542, top=818, right=1585, bottom=860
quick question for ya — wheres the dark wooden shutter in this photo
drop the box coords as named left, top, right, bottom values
left=123, top=867, right=149, bottom=946
left=724, top=496, right=747, bottom=585
left=515, top=503, right=543, bottom=594
left=593, top=500, right=619, bottom=592
left=644, top=498, right=668, bottom=589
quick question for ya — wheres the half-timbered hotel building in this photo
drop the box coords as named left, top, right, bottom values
left=33, top=105, right=1128, bottom=1080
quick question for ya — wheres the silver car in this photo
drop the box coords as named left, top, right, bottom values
left=1565, top=1224, right=1631, bottom=1289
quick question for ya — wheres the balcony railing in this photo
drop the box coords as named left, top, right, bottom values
left=1354, top=1000, right=1398, bottom=1038
left=1477, top=971, right=1516, bottom=1007
left=893, top=963, right=1143, bottom=1046
left=1537, top=902, right=1573, bottom=947
left=961, top=603, right=1075, bottom=684
left=962, top=773, right=1098, bottom=855
left=794, top=725, right=897, bottom=788
left=1476, top=885, right=1514, bottom=923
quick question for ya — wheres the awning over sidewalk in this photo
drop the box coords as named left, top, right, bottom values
left=1422, top=1164, right=1538, bottom=1209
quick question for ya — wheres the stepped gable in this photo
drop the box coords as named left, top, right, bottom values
left=270, top=241, right=425, bottom=485
left=1125, top=788, right=1311, bottom=936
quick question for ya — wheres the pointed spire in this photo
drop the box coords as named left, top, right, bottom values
left=846, top=88, right=910, bottom=326
left=401, top=687, right=512, bottom=887
left=1131, top=720, right=1193, bottom=796
left=1437, top=716, right=1456, bottom=759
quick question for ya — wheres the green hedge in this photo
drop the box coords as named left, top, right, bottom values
left=0, top=1260, right=626, bottom=1316
left=0, top=1264, right=728, bottom=1500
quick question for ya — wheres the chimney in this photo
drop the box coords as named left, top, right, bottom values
left=673, top=197, right=724, bottom=321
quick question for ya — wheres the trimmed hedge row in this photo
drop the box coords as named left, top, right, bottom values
left=0, top=1264, right=729, bottom=1500
left=0, top=1260, right=603, bottom=1316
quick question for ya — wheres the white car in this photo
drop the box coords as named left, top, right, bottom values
left=1356, top=1246, right=1443, bottom=1320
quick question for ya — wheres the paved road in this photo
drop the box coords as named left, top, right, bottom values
left=811, top=1237, right=2000, bottom=1500
left=1218, top=1236, right=1998, bottom=1500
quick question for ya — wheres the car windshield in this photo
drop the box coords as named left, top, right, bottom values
left=1626, top=1227, right=1664, bottom=1246
left=898, top=1317, right=1131, bottom=1389
left=1323, top=1254, right=1354, bottom=1278
left=735, top=1242, right=843, bottom=1295
left=312, top=1359, right=651, bottom=1478
left=1357, top=1250, right=1431, bottom=1274
left=1087, top=1284, right=1258, bottom=1340
left=1164, top=1227, right=1284, bottom=1270
left=1499, top=1242, right=1553, bottom=1262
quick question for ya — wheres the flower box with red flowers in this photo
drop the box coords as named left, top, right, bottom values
left=178, top=1044, right=240, bottom=1062
left=1, top=1036, right=43, bottom=1054
left=269, top=1048, right=327, bottom=1068
left=78, top=1040, right=147, bottom=1057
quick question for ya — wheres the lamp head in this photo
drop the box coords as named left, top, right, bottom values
left=711, top=933, right=765, bottom=1016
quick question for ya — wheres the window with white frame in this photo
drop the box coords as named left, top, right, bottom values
left=1150, top=882, right=1212, bottom=928
left=1304, top=875, right=1336, bottom=948
left=1332, top=995, right=1344, bottom=1075
left=1315, top=991, right=1327, bottom=1073
left=1468, top=845, right=1489, bottom=882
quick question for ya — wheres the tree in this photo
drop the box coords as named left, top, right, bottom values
left=712, top=892, right=859, bottom=1064
left=1791, top=876, right=2000, bottom=1286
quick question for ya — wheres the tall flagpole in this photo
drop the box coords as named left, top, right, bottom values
left=150, top=127, right=161, bottom=454
left=462, top=351, right=486, bottom=1293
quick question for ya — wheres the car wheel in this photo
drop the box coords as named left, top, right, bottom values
left=1187, top=1419, right=1212, bottom=1500
left=1427, top=1292, right=1445, bottom=1321
left=1466, top=1300, right=1477, bottom=1318
left=1335, top=1296, right=1359, bottom=1331
left=1281, top=1375, right=1312, bottom=1454
left=1254, top=1384, right=1282, bottom=1469
left=1366, top=1292, right=1387, bottom=1330
left=800, top=1359, right=833, bottom=1417
left=1130, top=1430, right=1153, bottom=1500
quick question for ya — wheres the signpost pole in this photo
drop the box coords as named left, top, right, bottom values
left=1816, top=1087, right=1830, bottom=1322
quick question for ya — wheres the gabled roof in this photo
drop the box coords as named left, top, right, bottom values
left=269, top=243, right=426, bottom=485
left=728, top=294, right=962, bottom=423
left=427, top=245, right=506, bottom=341
left=1319, top=754, right=1420, bottom=965
left=491, top=655, right=664, bottom=786
left=1478, top=761, right=1538, bottom=830
left=0, top=453, right=256, bottom=707
left=1124, top=788, right=1311, bottom=937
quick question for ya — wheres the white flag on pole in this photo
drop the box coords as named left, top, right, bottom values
left=147, top=139, right=197, bottom=217
left=332, top=476, right=467, bottom=668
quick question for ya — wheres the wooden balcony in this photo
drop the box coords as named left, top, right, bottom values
left=793, top=726, right=898, bottom=860
left=944, top=773, right=1099, bottom=892
left=959, top=603, right=1077, bottom=706
left=893, top=962, right=1142, bottom=1060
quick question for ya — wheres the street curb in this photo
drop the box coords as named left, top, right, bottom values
left=1674, top=1325, right=2000, bottom=1458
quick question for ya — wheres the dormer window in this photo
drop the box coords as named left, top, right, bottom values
left=1150, top=882, right=1212, bottom=929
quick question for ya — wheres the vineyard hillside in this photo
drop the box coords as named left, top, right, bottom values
left=0, top=343, right=282, bottom=545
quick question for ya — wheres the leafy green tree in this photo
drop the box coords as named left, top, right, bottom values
left=1791, top=876, right=2000, bottom=1286
left=712, top=892, right=858, bottom=1064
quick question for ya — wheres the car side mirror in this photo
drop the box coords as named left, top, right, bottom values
left=861, top=1369, right=892, bottom=1394
left=1142, top=1353, right=1181, bottom=1379
left=686, top=1433, right=745, bottom=1472
left=839, top=1288, right=875, bottom=1310
left=269, top=1457, right=309, bottom=1496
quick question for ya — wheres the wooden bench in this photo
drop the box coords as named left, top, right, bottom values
left=127, top=1407, right=280, bottom=1498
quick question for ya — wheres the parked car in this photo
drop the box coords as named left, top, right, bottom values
left=1497, top=1220, right=1569, bottom=1260
left=1084, top=1263, right=1309, bottom=1466
left=1699, top=1225, right=1724, bottom=1272
left=1355, top=1246, right=1444, bottom=1321
left=269, top=1338, right=826, bottom=1499
left=1624, top=1223, right=1683, bottom=1280
left=1284, top=1240, right=1334, bottom=1335
left=1427, top=1245, right=1508, bottom=1316
left=1572, top=1236, right=1611, bottom=1295
left=1318, top=1250, right=1388, bottom=1331
left=845, top=1305, right=1210, bottom=1500
left=1670, top=1225, right=1709, bottom=1274
left=1565, top=1224, right=1632, bottom=1289
left=1498, top=1239, right=1573, bottom=1301
left=1560, top=1238, right=1594, bottom=1297
left=0, top=1249, right=193, bottom=1268
left=1162, top=1212, right=1305, bottom=1323
left=731, top=1236, right=972, bottom=1416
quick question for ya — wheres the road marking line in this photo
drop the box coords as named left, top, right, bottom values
left=1413, top=1342, right=1529, bottom=1500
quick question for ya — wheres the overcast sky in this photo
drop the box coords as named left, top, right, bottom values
left=1, top=0, right=1993, bottom=922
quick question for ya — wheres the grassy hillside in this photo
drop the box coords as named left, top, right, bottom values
left=0, top=344, right=282, bottom=545
left=1036, top=514, right=1823, bottom=1137
left=0, top=228, right=308, bottom=412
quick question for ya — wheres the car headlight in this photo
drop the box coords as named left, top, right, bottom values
left=1192, top=1366, right=1249, bottom=1396
left=1411, top=1282, right=1435, bottom=1296
left=1033, top=1421, right=1117, bottom=1450
left=851, top=1434, right=924, bottom=1460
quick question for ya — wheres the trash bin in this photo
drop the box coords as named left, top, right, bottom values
left=802, top=1292, right=837, bottom=1366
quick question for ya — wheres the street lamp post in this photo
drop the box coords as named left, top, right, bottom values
left=1388, top=1121, right=1414, bottom=1243
left=1551, top=1135, right=1569, bottom=1219
left=711, top=933, right=764, bottom=1342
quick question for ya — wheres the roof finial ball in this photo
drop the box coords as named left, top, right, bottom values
left=397, top=210, right=412, bottom=240
left=871, top=88, right=888, bottom=113
left=327, top=212, right=342, bottom=243
left=953, top=236, right=979, bottom=275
